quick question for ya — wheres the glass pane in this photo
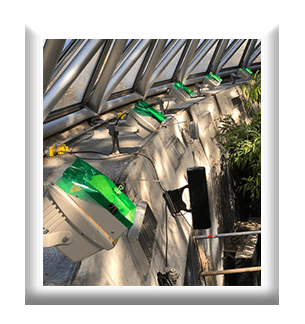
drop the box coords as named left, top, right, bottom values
left=253, top=54, right=261, bottom=64
left=188, top=41, right=217, bottom=75
left=154, top=46, right=184, bottom=83
left=62, top=39, right=73, bottom=52
left=52, top=45, right=103, bottom=111
left=197, top=39, right=205, bottom=48
left=223, top=41, right=248, bottom=69
left=112, top=47, right=149, bottom=93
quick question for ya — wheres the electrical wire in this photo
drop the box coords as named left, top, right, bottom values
left=57, top=150, right=134, bottom=161
left=134, top=152, right=168, bottom=193
left=70, top=130, right=95, bottom=154
left=163, top=100, right=170, bottom=114
left=165, top=200, right=168, bottom=268
left=49, top=128, right=125, bottom=160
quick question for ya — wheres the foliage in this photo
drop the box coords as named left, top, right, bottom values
left=239, top=70, right=261, bottom=109
left=218, top=70, right=261, bottom=200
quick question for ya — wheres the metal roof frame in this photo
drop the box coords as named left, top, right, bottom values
left=43, top=38, right=261, bottom=138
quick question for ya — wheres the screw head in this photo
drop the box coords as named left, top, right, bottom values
left=62, top=235, right=69, bottom=243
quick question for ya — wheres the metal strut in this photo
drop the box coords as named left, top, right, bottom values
left=193, top=230, right=261, bottom=240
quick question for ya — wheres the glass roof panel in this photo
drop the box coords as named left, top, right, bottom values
left=52, top=45, right=103, bottom=111
left=223, top=41, right=247, bottom=69
left=153, top=45, right=185, bottom=83
left=253, top=54, right=261, bottom=64
left=188, top=41, right=217, bottom=75
left=112, top=47, right=149, bottom=93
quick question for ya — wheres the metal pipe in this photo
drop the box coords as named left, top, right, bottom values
left=86, top=39, right=128, bottom=113
left=43, top=39, right=105, bottom=121
left=43, top=39, right=66, bottom=95
left=146, top=39, right=187, bottom=88
left=248, top=43, right=261, bottom=67
left=193, top=230, right=261, bottom=240
left=155, top=39, right=180, bottom=68
left=209, top=39, right=230, bottom=74
left=200, top=266, right=261, bottom=277
left=43, top=108, right=96, bottom=139
left=113, top=39, right=142, bottom=75
left=81, top=40, right=110, bottom=106
left=97, top=39, right=152, bottom=114
left=48, top=40, right=87, bottom=86
left=184, top=39, right=218, bottom=77
left=176, top=39, right=200, bottom=83
left=215, top=39, right=246, bottom=74
left=240, top=39, right=257, bottom=68
left=136, top=39, right=167, bottom=97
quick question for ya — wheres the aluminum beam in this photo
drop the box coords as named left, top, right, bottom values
left=43, top=39, right=66, bottom=95
left=43, top=107, right=96, bottom=139
left=146, top=39, right=187, bottom=88
left=176, top=39, right=200, bottom=83
left=136, top=39, right=167, bottom=97
left=215, top=39, right=246, bottom=74
left=184, top=39, right=218, bottom=77
left=208, top=39, right=230, bottom=75
left=43, top=39, right=105, bottom=121
left=96, top=39, right=152, bottom=114
left=240, top=39, right=258, bottom=68
left=113, top=40, right=142, bottom=75
left=248, top=42, right=261, bottom=67
left=86, top=39, right=128, bottom=113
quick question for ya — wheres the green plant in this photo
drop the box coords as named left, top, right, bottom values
left=218, top=71, right=261, bottom=200
left=239, top=70, right=261, bottom=109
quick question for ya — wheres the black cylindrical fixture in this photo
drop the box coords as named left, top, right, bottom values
left=187, top=166, right=211, bottom=229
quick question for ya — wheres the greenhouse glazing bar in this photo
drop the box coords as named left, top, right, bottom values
left=42, top=38, right=261, bottom=138
left=176, top=39, right=200, bottom=84
left=215, top=39, right=246, bottom=74
left=43, top=39, right=66, bottom=95
left=184, top=39, right=218, bottom=77
left=97, top=39, right=152, bottom=114
left=136, top=39, right=167, bottom=97
left=209, top=39, right=230, bottom=75
left=43, top=39, right=105, bottom=121
left=86, top=39, right=128, bottom=113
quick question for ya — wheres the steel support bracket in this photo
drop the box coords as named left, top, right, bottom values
left=43, top=231, right=74, bottom=248
left=107, top=122, right=139, bottom=154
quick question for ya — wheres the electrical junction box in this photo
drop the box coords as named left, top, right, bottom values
left=125, top=100, right=167, bottom=138
left=43, top=157, right=136, bottom=262
left=201, top=72, right=222, bottom=90
left=237, top=67, right=253, bottom=80
left=169, top=81, right=193, bottom=105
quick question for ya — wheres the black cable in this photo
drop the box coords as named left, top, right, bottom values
left=48, top=149, right=134, bottom=161
left=70, top=131, right=95, bottom=154
left=70, top=154, right=134, bottom=161
left=115, top=112, right=128, bottom=125
left=163, top=100, right=170, bottom=114
left=165, top=201, right=168, bottom=268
